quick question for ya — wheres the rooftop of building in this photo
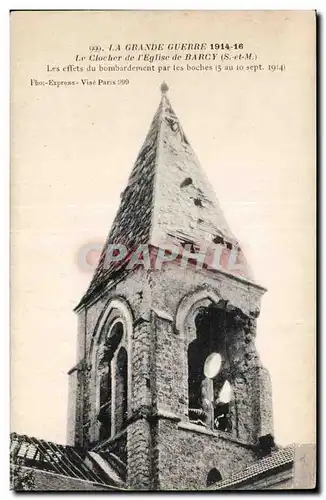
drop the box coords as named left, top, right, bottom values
left=10, top=432, right=299, bottom=491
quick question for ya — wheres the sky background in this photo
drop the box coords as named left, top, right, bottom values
left=11, top=11, right=315, bottom=446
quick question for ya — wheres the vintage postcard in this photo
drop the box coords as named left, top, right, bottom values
left=10, top=10, right=316, bottom=491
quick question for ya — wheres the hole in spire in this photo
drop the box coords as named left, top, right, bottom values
left=180, top=177, right=193, bottom=188
left=194, top=198, right=203, bottom=207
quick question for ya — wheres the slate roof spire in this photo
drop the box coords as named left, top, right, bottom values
left=80, top=84, right=253, bottom=303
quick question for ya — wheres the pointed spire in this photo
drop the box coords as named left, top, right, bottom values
left=80, top=87, right=253, bottom=302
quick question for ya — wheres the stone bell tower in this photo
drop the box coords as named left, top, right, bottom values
left=68, top=83, right=275, bottom=490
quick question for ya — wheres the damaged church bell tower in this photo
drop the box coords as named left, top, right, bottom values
left=68, top=83, right=275, bottom=490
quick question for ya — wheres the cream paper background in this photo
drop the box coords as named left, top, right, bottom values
left=11, top=11, right=315, bottom=446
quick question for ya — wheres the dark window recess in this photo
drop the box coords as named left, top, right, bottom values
left=214, top=402, right=232, bottom=433
left=98, top=320, right=125, bottom=442
left=187, top=307, right=233, bottom=434
left=188, top=340, right=205, bottom=412
left=115, top=347, right=128, bottom=433
left=107, top=322, right=124, bottom=352
left=99, top=367, right=111, bottom=407
left=98, top=363, right=112, bottom=441
left=207, top=468, right=223, bottom=486
left=180, top=177, right=193, bottom=188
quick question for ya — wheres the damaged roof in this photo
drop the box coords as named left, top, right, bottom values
left=10, top=432, right=125, bottom=489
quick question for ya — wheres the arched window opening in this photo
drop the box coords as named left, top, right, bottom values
left=114, top=347, right=128, bottom=433
left=97, top=320, right=125, bottom=441
left=207, top=468, right=222, bottom=486
left=188, top=307, right=220, bottom=427
left=187, top=306, right=233, bottom=434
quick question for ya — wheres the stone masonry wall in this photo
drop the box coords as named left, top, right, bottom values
left=152, top=312, right=187, bottom=418
left=127, top=418, right=152, bottom=490
left=154, top=419, right=257, bottom=490
left=131, top=318, right=152, bottom=414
